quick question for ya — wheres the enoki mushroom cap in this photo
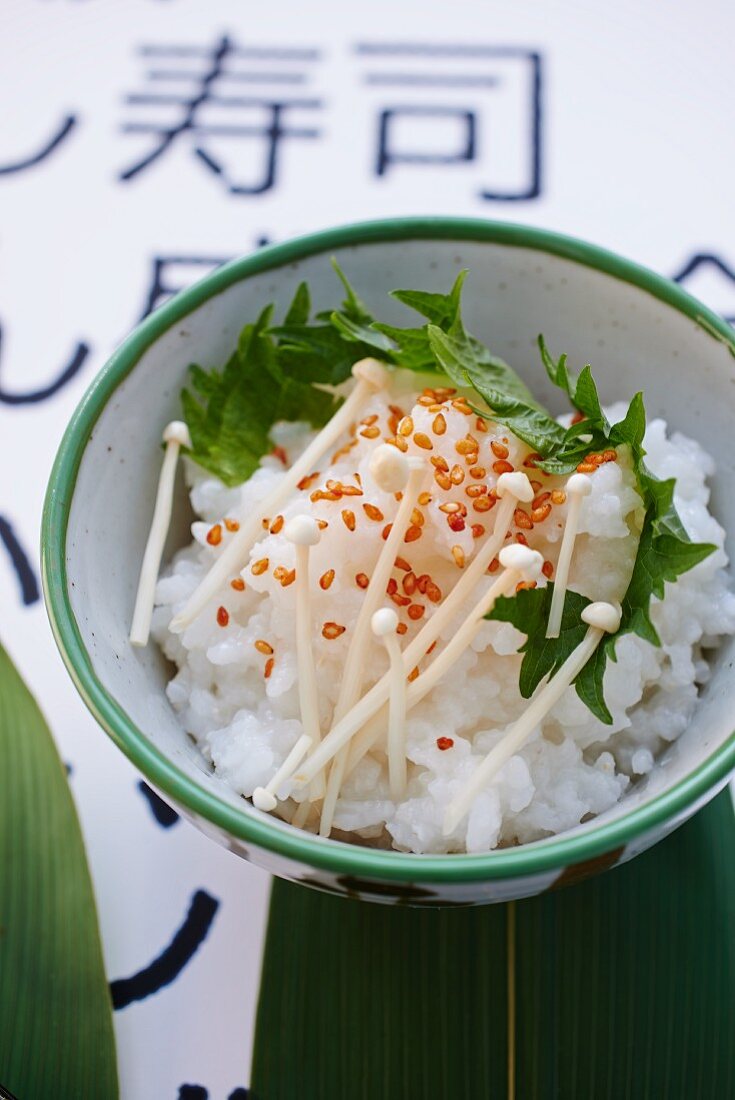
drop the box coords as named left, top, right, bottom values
left=370, top=443, right=411, bottom=493
left=496, top=470, right=533, bottom=502
left=252, top=786, right=278, bottom=812
left=581, top=601, right=621, bottom=633
left=371, top=607, right=399, bottom=638
left=351, top=358, right=390, bottom=391
left=498, top=544, right=543, bottom=580
left=163, top=420, right=192, bottom=448
left=284, top=515, right=321, bottom=547
left=567, top=472, right=593, bottom=497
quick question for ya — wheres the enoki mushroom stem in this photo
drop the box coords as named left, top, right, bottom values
left=130, top=420, right=191, bottom=647
left=546, top=473, right=592, bottom=638
left=443, top=600, right=621, bottom=835
left=170, top=359, right=389, bottom=633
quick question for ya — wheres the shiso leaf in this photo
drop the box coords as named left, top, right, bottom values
left=0, top=641, right=118, bottom=1097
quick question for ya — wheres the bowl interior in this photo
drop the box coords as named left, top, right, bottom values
left=54, top=229, right=735, bottom=871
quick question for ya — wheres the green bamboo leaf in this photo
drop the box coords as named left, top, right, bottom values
left=0, top=642, right=118, bottom=1099
left=251, top=792, right=735, bottom=1099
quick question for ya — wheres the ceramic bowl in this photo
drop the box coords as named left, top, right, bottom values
left=42, top=218, right=735, bottom=906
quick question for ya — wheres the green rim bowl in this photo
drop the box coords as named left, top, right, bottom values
left=42, top=217, right=735, bottom=906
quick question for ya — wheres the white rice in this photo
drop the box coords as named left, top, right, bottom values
left=151, top=380, right=735, bottom=854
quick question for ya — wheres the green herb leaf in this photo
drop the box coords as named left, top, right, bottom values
left=0, top=641, right=119, bottom=1097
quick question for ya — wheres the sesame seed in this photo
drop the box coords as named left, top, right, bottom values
left=394, top=556, right=412, bottom=571
left=411, top=507, right=425, bottom=527
left=360, top=425, right=380, bottom=439
left=397, top=622, right=408, bottom=635
left=255, top=639, right=273, bottom=655
left=493, top=459, right=514, bottom=475
left=319, top=569, right=335, bottom=590
left=576, top=462, right=597, bottom=473
left=465, top=484, right=487, bottom=498
left=390, top=592, right=411, bottom=607
left=491, top=440, right=509, bottom=459
left=439, top=501, right=461, bottom=514
left=432, top=413, right=447, bottom=435
left=471, top=524, right=485, bottom=539
left=404, top=524, right=422, bottom=543
left=402, top=572, right=417, bottom=595
left=437, top=736, right=454, bottom=751
left=216, top=606, right=229, bottom=627
left=341, top=485, right=363, bottom=497
left=224, top=518, right=240, bottom=532
left=431, top=455, right=449, bottom=472
left=387, top=578, right=398, bottom=595
left=532, top=491, right=551, bottom=509
left=414, top=432, right=433, bottom=450
left=542, top=561, right=554, bottom=578
left=469, top=466, right=486, bottom=479
left=264, top=657, right=274, bottom=678
left=516, top=580, right=537, bottom=592
left=382, top=523, right=393, bottom=540
left=322, top=622, right=346, bottom=640
left=531, top=502, right=552, bottom=523
left=363, top=502, right=384, bottom=522
left=523, top=453, right=542, bottom=469
left=447, top=514, right=465, bottom=532
left=487, top=557, right=500, bottom=573
left=361, top=413, right=379, bottom=426
left=355, top=572, right=369, bottom=589
left=297, top=472, right=320, bottom=491
left=398, top=415, right=414, bottom=436
left=341, top=509, right=356, bottom=532
left=251, top=557, right=269, bottom=575
left=407, top=666, right=420, bottom=682
left=417, top=395, right=434, bottom=407
left=418, top=491, right=432, bottom=506
left=231, top=577, right=246, bottom=591
left=317, top=519, right=329, bottom=530
left=391, top=434, right=409, bottom=452
left=551, top=490, right=567, bottom=505
left=455, top=437, right=478, bottom=456
left=206, top=524, right=223, bottom=546
left=602, top=449, right=617, bottom=462
left=452, top=545, right=465, bottom=568
left=269, top=515, right=284, bottom=534
left=451, top=399, right=473, bottom=415
left=473, top=496, right=493, bottom=513
left=434, top=471, right=452, bottom=491
left=449, top=464, right=465, bottom=485
left=408, top=603, right=425, bottom=620
left=514, top=508, right=534, bottom=530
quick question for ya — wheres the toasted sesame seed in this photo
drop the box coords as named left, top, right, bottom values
left=355, top=572, right=369, bottom=589
left=451, top=399, right=473, bottom=415
left=465, top=484, right=487, bottom=498
left=251, top=557, right=269, bottom=575
left=487, top=557, right=500, bottom=573
left=437, top=736, right=454, bottom=750
left=418, top=491, right=432, bottom=506
left=532, top=491, right=551, bottom=509
left=602, top=449, right=617, bottom=462
left=588, top=453, right=605, bottom=466
left=455, top=437, right=478, bottom=456
left=281, top=569, right=296, bottom=588
left=389, top=404, right=405, bottom=419
left=523, top=453, right=542, bottom=469
left=452, top=545, right=465, bottom=568
left=264, top=657, right=274, bottom=678
left=439, top=501, right=462, bottom=514
left=224, top=518, right=240, bottom=533
left=216, top=606, right=229, bottom=627
left=542, top=561, right=554, bottom=578
left=360, top=425, right=380, bottom=439
left=317, top=519, right=329, bottom=530
left=473, top=496, right=493, bottom=513
left=435, top=387, right=457, bottom=398
left=394, top=556, right=412, bottom=571
left=407, top=666, right=420, bottom=682
left=434, top=471, right=452, bottom=491
left=397, top=622, right=408, bottom=635
left=431, top=455, right=450, bottom=472
left=414, top=432, right=433, bottom=450
left=493, top=459, right=514, bottom=475
left=361, top=413, right=379, bottom=426
left=273, top=565, right=289, bottom=583
left=387, top=578, right=398, bottom=595
left=475, top=417, right=488, bottom=432
left=491, top=440, right=509, bottom=459
left=297, top=472, right=320, bottom=491
left=363, top=502, right=384, bottom=522
left=471, top=524, right=485, bottom=539
left=311, top=489, right=340, bottom=503
left=417, top=395, right=435, bottom=407
left=516, top=580, right=538, bottom=592
left=530, top=480, right=543, bottom=493
left=576, top=462, right=597, bottom=473
left=449, top=464, right=465, bottom=485
left=411, top=507, right=425, bottom=528
left=341, top=509, right=356, bottom=532
left=408, top=603, right=425, bottom=620
left=262, top=518, right=271, bottom=529
left=428, top=402, right=444, bottom=413
left=515, top=532, right=529, bottom=545
left=398, top=415, right=414, bottom=436
left=433, top=413, right=447, bottom=435
left=390, top=592, right=411, bottom=607
left=447, top=513, right=466, bottom=532
left=319, top=569, right=335, bottom=590
left=514, top=508, right=534, bottom=530
left=531, top=502, right=552, bottom=523
left=341, top=484, right=363, bottom=497
left=382, top=523, right=393, bottom=540
left=269, top=515, right=284, bottom=534
left=322, top=622, right=346, bottom=640
left=231, top=577, right=246, bottom=591
left=255, top=639, right=273, bottom=655
left=551, top=490, right=567, bottom=505
left=426, top=580, right=442, bottom=602
left=404, top=524, right=422, bottom=543
left=469, top=465, right=486, bottom=479
left=402, top=572, right=417, bottom=595
left=206, top=524, right=223, bottom=546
